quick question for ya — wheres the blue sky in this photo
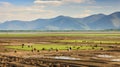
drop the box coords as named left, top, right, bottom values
left=0, top=0, right=120, bottom=22
left=0, top=0, right=34, bottom=5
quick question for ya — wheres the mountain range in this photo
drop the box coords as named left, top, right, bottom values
left=0, top=12, right=120, bottom=30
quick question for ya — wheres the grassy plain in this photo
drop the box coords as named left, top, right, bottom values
left=54, top=40, right=120, bottom=43
left=0, top=33, right=120, bottom=37
left=6, top=44, right=102, bottom=51
left=0, top=32, right=120, bottom=67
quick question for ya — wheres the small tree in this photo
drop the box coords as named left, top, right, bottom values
left=14, top=50, right=17, bottom=53
left=69, top=47, right=72, bottom=50
left=77, top=47, right=80, bottom=50
left=28, top=45, right=30, bottom=48
left=94, top=44, right=98, bottom=47
left=37, top=50, right=40, bottom=52
left=42, top=48, right=45, bottom=50
left=31, top=49, right=33, bottom=52
left=67, top=49, right=70, bottom=51
left=33, top=48, right=36, bottom=51
left=50, top=48, right=53, bottom=50
left=92, top=47, right=95, bottom=50
left=100, top=48, right=103, bottom=50
left=22, top=44, right=24, bottom=48
left=56, top=49, right=59, bottom=52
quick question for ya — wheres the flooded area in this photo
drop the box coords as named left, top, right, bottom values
left=97, top=55, right=113, bottom=58
left=111, top=59, right=120, bottom=62
left=51, top=56, right=80, bottom=60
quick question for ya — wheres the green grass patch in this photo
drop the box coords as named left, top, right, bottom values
left=0, top=33, right=120, bottom=37
left=54, top=40, right=120, bottom=44
left=5, top=44, right=103, bottom=51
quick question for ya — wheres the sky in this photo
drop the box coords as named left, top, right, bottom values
left=0, top=0, right=120, bottom=22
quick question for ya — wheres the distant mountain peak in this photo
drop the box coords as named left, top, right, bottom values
left=83, top=13, right=105, bottom=19
left=54, top=15, right=72, bottom=19
left=57, top=15, right=65, bottom=17
left=0, top=12, right=120, bottom=30
left=97, top=13, right=106, bottom=16
left=110, top=11, right=120, bottom=16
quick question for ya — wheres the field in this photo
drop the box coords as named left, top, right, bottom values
left=0, top=32, right=120, bottom=67
left=6, top=44, right=102, bottom=51
left=0, top=32, right=120, bottom=37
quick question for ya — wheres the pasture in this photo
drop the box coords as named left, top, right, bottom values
left=0, top=32, right=120, bottom=37
left=6, top=44, right=103, bottom=51
left=0, top=32, right=120, bottom=67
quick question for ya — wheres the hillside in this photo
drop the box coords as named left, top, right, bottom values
left=0, top=12, right=120, bottom=30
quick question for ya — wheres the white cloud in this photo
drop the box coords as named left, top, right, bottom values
left=64, top=0, right=95, bottom=4
left=34, top=0, right=62, bottom=6
left=79, top=14, right=91, bottom=17
left=0, top=2, right=56, bottom=22
left=0, top=0, right=96, bottom=22
left=74, top=10, right=93, bottom=18
left=0, top=2, right=12, bottom=6
left=84, top=10, right=93, bottom=13
left=34, top=0, right=95, bottom=6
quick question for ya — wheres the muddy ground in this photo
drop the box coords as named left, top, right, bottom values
left=0, top=33, right=120, bottom=67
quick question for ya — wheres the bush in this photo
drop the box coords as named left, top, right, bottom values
left=42, top=48, right=45, bottom=50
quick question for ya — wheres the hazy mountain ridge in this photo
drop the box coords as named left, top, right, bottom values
left=0, top=12, right=120, bottom=30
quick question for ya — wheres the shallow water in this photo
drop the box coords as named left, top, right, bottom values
left=111, top=59, right=120, bottom=62
left=23, top=55, right=44, bottom=58
left=23, top=55, right=80, bottom=60
left=52, top=56, right=80, bottom=60
left=97, top=55, right=113, bottom=58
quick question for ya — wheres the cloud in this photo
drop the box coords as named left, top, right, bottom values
left=0, top=2, right=45, bottom=13
left=84, top=10, right=93, bottom=13
left=0, top=2, right=12, bottom=6
left=74, top=10, right=93, bottom=18
left=0, top=2, right=56, bottom=22
left=34, top=0, right=95, bottom=6
left=0, top=0, right=96, bottom=22
left=34, top=0, right=62, bottom=6
left=64, top=0, right=95, bottom=4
